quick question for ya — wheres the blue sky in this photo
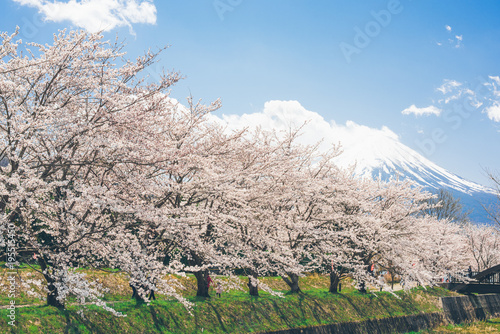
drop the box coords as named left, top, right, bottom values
left=1, top=0, right=500, bottom=185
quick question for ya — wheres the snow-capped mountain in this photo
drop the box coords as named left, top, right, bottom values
left=333, top=132, right=497, bottom=223
left=212, top=100, right=497, bottom=223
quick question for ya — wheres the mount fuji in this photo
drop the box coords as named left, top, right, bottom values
left=333, top=130, right=497, bottom=224
left=213, top=100, right=497, bottom=224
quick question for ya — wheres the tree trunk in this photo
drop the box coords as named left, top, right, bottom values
left=358, top=281, right=367, bottom=293
left=194, top=270, right=210, bottom=298
left=131, top=284, right=137, bottom=299
left=187, top=252, right=210, bottom=297
left=282, top=273, right=301, bottom=293
left=47, top=280, right=65, bottom=309
left=329, top=271, right=340, bottom=293
left=247, top=271, right=259, bottom=296
left=130, top=284, right=151, bottom=303
left=131, top=284, right=140, bottom=302
left=38, top=258, right=64, bottom=308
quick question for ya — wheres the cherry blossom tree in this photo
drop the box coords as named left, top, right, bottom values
left=0, top=28, right=206, bottom=309
left=230, top=130, right=330, bottom=295
left=324, top=177, right=469, bottom=292
left=146, top=126, right=317, bottom=297
left=463, top=223, right=500, bottom=272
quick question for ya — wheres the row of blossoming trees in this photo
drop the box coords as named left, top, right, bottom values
left=0, top=29, right=498, bottom=313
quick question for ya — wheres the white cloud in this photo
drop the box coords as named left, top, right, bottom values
left=209, top=100, right=417, bottom=176
left=401, top=76, right=500, bottom=125
left=12, top=0, right=157, bottom=34
left=485, top=104, right=500, bottom=122
left=481, top=78, right=500, bottom=121
left=489, top=75, right=500, bottom=85
left=437, top=80, right=462, bottom=94
left=209, top=100, right=400, bottom=155
left=485, top=76, right=500, bottom=97
left=435, top=79, right=482, bottom=105
left=438, top=26, right=463, bottom=48
left=430, top=76, right=500, bottom=123
left=401, top=104, right=442, bottom=117
left=211, top=100, right=333, bottom=148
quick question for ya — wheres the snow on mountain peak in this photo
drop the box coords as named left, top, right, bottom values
left=333, top=126, right=494, bottom=195
left=210, top=100, right=496, bottom=222
left=210, top=100, right=494, bottom=195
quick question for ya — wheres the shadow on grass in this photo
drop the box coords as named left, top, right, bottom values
left=337, top=293, right=368, bottom=319
left=149, top=305, right=167, bottom=333
left=207, top=303, right=228, bottom=333
left=305, top=294, right=330, bottom=323
left=296, top=292, right=328, bottom=324
left=61, top=308, right=100, bottom=334
left=270, top=299, right=293, bottom=328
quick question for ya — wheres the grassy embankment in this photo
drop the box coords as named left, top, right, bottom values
left=0, top=264, right=457, bottom=333
left=416, top=318, right=500, bottom=333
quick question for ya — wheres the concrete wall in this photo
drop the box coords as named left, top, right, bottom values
left=264, top=313, right=446, bottom=334
left=264, top=294, right=500, bottom=334
left=441, top=294, right=500, bottom=324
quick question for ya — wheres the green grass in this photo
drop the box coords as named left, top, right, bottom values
left=416, top=317, right=500, bottom=333
left=0, top=265, right=459, bottom=333
left=0, top=287, right=452, bottom=334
